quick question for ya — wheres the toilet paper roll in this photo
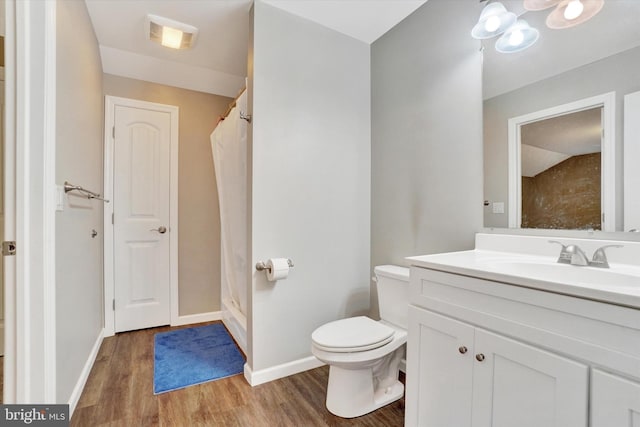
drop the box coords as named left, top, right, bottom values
left=266, top=258, right=290, bottom=281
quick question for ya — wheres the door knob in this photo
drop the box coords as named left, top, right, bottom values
left=458, top=346, right=468, bottom=354
left=475, top=353, right=485, bottom=362
left=150, top=226, right=167, bottom=234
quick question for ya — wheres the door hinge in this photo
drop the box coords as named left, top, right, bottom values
left=112, top=299, right=115, bottom=311
left=112, top=126, right=115, bottom=138
left=112, top=213, right=114, bottom=225
left=2, top=241, right=16, bottom=256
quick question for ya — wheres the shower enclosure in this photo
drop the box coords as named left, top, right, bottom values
left=211, top=90, right=248, bottom=354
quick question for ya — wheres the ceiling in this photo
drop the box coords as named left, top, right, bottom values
left=85, top=0, right=426, bottom=98
left=86, top=1, right=638, bottom=101
left=521, top=107, right=602, bottom=177
left=263, top=0, right=425, bottom=44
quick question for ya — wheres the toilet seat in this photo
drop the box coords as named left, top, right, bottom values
left=312, top=316, right=395, bottom=353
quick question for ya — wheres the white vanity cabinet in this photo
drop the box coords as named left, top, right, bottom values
left=407, top=308, right=588, bottom=427
left=405, top=265, right=640, bottom=427
left=591, top=369, right=640, bottom=427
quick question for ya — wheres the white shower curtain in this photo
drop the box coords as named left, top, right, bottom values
left=211, top=90, right=248, bottom=316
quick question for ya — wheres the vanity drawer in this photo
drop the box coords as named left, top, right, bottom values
left=409, top=266, right=640, bottom=380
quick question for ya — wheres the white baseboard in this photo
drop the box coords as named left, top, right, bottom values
left=68, top=328, right=104, bottom=417
left=244, top=356, right=325, bottom=387
left=173, top=311, right=222, bottom=326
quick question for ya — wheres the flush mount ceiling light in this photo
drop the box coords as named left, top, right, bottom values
left=495, top=19, right=540, bottom=53
left=546, top=0, right=605, bottom=29
left=523, top=0, right=562, bottom=11
left=472, top=2, right=518, bottom=39
left=472, top=0, right=606, bottom=54
left=146, top=14, right=198, bottom=50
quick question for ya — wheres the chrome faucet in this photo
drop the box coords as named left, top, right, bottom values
left=549, top=241, right=590, bottom=266
left=549, top=241, right=623, bottom=268
left=589, top=245, right=623, bottom=268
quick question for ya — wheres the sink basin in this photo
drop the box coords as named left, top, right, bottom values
left=482, top=259, right=640, bottom=289
left=407, top=235, right=640, bottom=308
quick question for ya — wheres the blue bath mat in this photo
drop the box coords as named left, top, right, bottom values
left=153, top=323, right=245, bottom=394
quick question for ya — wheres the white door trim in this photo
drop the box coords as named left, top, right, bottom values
left=508, top=92, right=616, bottom=231
left=103, top=96, right=179, bottom=337
left=4, top=0, right=17, bottom=403
left=623, top=91, right=640, bottom=232
left=4, top=0, right=57, bottom=403
left=42, top=0, right=58, bottom=402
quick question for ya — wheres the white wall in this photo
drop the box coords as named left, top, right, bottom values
left=249, top=0, right=371, bottom=375
left=484, top=46, right=640, bottom=230
left=370, top=0, right=483, bottom=304
left=55, top=0, right=104, bottom=403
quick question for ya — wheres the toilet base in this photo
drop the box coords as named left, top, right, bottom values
left=325, top=365, right=404, bottom=418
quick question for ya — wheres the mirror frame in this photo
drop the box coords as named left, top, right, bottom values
left=507, top=91, right=616, bottom=231
left=624, top=91, right=640, bottom=231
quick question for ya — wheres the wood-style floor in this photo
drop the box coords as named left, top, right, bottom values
left=71, top=322, right=405, bottom=427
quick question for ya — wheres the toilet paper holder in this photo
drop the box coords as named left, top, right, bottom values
left=256, top=259, right=294, bottom=273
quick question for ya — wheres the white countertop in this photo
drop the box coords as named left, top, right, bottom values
left=407, top=235, right=640, bottom=309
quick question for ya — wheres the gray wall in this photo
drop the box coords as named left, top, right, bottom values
left=55, top=0, right=104, bottom=403
left=249, top=0, right=371, bottom=372
left=102, top=74, right=232, bottom=315
left=484, top=46, right=640, bottom=229
left=371, top=0, right=483, bottom=314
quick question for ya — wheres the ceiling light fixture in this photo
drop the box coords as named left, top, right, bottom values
left=471, top=2, right=517, bottom=39
left=495, top=19, right=540, bottom=53
left=146, top=14, right=199, bottom=50
left=564, top=0, right=585, bottom=19
left=546, top=0, right=604, bottom=29
left=473, top=0, right=606, bottom=54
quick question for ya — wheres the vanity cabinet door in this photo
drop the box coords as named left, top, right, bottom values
left=471, top=329, right=589, bottom=427
left=592, top=369, right=640, bottom=427
left=406, top=307, right=475, bottom=427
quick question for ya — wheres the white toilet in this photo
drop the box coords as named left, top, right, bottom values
left=311, top=265, right=410, bottom=418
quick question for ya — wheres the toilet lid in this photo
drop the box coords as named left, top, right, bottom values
left=312, top=316, right=395, bottom=353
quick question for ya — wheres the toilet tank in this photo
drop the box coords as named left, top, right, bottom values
left=374, top=265, right=410, bottom=329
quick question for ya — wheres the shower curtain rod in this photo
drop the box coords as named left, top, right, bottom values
left=219, top=87, right=247, bottom=122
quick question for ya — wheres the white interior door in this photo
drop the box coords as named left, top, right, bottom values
left=113, top=105, right=172, bottom=333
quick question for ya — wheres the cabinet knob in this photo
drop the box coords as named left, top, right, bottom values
left=475, top=353, right=485, bottom=362
left=458, top=346, right=468, bottom=354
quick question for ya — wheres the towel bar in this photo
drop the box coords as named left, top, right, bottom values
left=64, top=181, right=110, bottom=203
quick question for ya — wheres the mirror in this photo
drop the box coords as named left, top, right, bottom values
left=482, top=0, right=640, bottom=233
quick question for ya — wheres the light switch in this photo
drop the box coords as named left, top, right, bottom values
left=492, top=202, right=504, bottom=214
